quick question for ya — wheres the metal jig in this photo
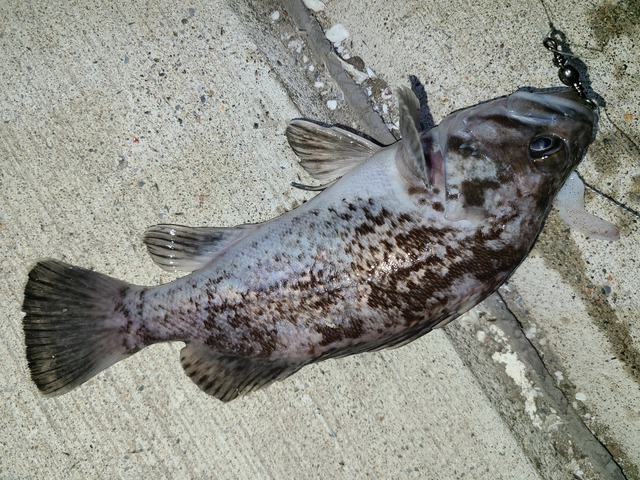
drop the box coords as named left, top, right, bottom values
left=543, top=37, right=588, bottom=99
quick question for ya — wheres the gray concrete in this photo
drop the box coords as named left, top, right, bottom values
left=1, top=0, right=638, bottom=478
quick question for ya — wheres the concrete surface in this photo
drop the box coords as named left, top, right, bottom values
left=1, top=0, right=638, bottom=478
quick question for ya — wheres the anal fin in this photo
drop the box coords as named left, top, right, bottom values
left=143, top=223, right=258, bottom=273
left=180, top=343, right=306, bottom=402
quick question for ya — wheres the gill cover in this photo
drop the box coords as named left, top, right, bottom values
left=437, top=89, right=597, bottom=223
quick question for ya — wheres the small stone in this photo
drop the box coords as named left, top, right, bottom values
left=302, top=0, right=325, bottom=12
left=345, top=56, right=365, bottom=71
left=325, top=24, right=349, bottom=45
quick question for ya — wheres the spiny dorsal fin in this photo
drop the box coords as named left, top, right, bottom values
left=143, top=223, right=258, bottom=273
left=397, top=86, right=428, bottom=185
left=286, top=120, right=381, bottom=181
left=180, top=343, right=306, bottom=402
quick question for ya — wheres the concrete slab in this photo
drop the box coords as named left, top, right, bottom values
left=0, top=0, right=637, bottom=478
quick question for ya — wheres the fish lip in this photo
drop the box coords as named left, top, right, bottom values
left=506, top=87, right=598, bottom=127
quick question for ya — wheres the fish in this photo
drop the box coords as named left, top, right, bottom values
left=22, top=86, right=616, bottom=402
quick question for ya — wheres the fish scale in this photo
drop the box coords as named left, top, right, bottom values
left=22, top=85, right=618, bottom=402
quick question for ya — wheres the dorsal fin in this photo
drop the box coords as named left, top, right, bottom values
left=554, top=172, right=620, bottom=241
left=143, top=223, right=258, bottom=273
left=286, top=120, right=381, bottom=181
left=396, top=86, right=428, bottom=185
left=180, top=343, right=306, bottom=402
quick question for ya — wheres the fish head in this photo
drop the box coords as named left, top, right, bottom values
left=435, top=88, right=598, bottom=224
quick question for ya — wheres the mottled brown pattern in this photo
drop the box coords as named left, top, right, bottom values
left=21, top=88, right=598, bottom=400
left=460, top=179, right=501, bottom=207
left=316, top=317, right=366, bottom=347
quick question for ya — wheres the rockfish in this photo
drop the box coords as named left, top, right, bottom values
left=22, top=86, right=614, bottom=401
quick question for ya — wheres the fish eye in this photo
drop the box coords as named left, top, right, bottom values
left=530, top=135, right=563, bottom=157
left=529, top=134, right=566, bottom=171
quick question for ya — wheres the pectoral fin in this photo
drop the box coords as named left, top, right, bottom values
left=180, top=343, right=306, bottom=402
left=143, top=223, right=258, bottom=272
left=396, top=86, right=429, bottom=185
left=286, top=120, right=381, bottom=181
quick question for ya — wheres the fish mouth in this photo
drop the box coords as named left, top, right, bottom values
left=506, top=88, right=598, bottom=131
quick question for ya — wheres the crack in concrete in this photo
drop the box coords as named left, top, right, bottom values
left=482, top=293, right=627, bottom=480
left=281, top=0, right=396, bottom=145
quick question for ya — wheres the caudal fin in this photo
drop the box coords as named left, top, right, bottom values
left=22, top=260, right=135, bottom=396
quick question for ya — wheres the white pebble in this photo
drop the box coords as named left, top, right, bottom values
left=270, top=10, right=280, bottom=21
left=302, top=0, right=325, bottom=12
left=554, top=370, right=564, bottom=381
left=575, top=392, right=588, bottom=402
left=326, top=99, right=338, bottom=110
left=325, top=24, right=349, bottom=45
left=476, top=330, right=486, bottom=343
left=314, top=81, right=324, bottom=88
left=308, top=64, right=315, bottom=72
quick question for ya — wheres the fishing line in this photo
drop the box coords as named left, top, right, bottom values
left=584, top=181, right=640, bottom=219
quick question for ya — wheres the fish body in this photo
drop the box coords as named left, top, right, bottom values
left=23, top=87, right=600, bottom=401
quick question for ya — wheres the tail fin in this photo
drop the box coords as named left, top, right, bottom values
left=22, top=260, right=135, bottom=396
